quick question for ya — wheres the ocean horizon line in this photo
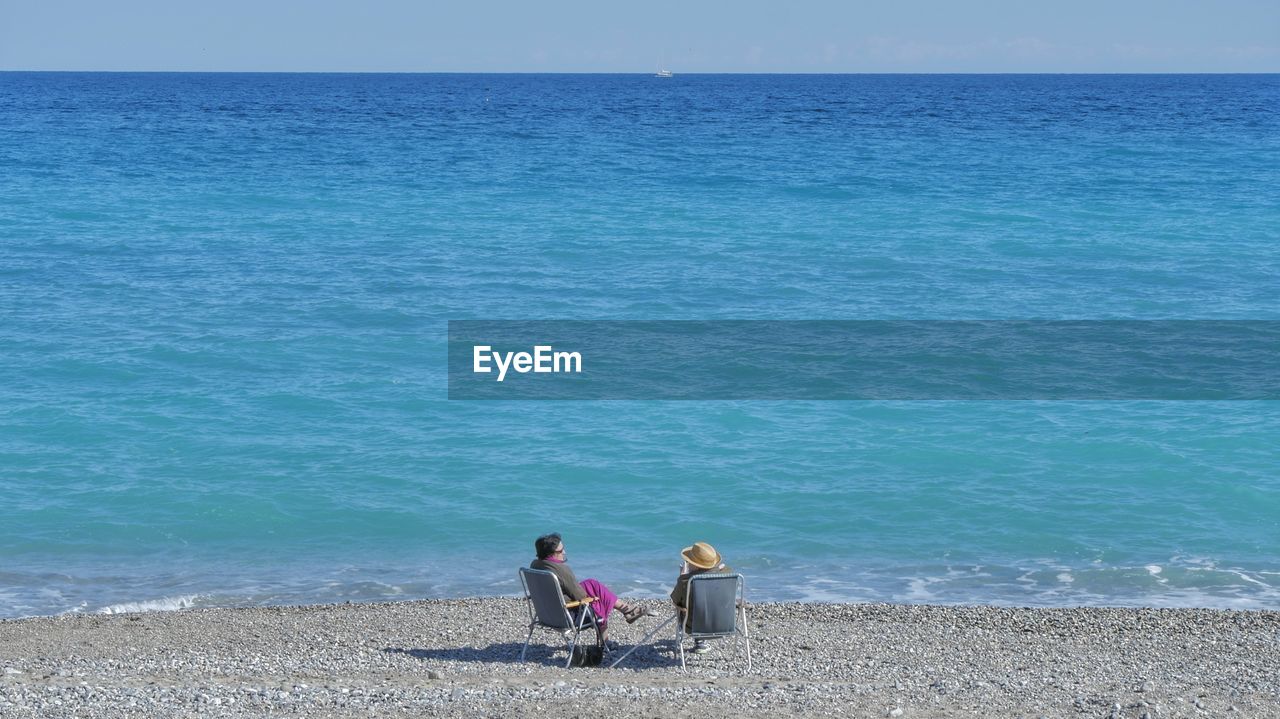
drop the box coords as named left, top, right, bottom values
left=4, top=69, right=1278, bottom=76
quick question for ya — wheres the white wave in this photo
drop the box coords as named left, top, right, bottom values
left=1225, top=570, right=1269, bottom=587
left=902, top=577, right=938, bottom=601
left=96, top=595, right=201, bottom=614
left=372, top=582, right=405, bottom=596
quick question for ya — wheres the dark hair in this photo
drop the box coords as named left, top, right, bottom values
left=535, top=533, right=562, bottom=560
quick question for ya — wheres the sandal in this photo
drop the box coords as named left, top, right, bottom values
left=622, top=605, right=654, bottom=624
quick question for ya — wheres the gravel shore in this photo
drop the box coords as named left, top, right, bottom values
left=1, top=599, right=1277, bottom=717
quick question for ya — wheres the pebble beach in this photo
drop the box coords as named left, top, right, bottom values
left=2, top=599, right=1278, bottom=718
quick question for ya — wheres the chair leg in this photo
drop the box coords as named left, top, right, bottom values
left=564, top=631, right=577, bottom=669
left=520, top=623, right=536, bottom=662
left=607, top=613, right=676, bottom=669
left=676, top=623, right=686, bottom=670
left=741, top=606, right=752, bottom=672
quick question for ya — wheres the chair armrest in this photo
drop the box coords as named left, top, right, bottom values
left=565, top=597, right=596, bottom=609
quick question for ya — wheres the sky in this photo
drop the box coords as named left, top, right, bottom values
left=2, top=0, right=1278, bottom=73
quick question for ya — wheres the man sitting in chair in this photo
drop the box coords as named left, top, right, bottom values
left=671, top=541, right=732, bottom=654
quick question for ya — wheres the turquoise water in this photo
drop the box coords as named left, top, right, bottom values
left=1, top=73, right=1278, bottom=616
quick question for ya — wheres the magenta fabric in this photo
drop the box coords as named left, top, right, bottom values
left=538, top=556, right=617, bottom=624
left=579, top=578, right=618, bottom=624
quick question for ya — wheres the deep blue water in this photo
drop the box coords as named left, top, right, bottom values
left=1, top=73, right=1278, bottom=617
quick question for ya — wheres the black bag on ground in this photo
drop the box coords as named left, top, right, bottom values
left=569, top=644, right=603, bottom=667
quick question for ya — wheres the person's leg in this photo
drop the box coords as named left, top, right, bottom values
left=580, top=578, right=651, bottom=625
left=578, top=578, right=618, bottom=618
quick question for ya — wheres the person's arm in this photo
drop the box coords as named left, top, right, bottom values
left=670, top=573, right=690, bottom=608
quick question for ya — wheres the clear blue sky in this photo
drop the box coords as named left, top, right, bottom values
left=3, top=0, right=1278, bottom=72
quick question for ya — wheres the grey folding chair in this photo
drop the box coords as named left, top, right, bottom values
left=518, top=567, right=600, bottom=668
left=676, top=573, right=751, bottom=670
left=610, top=573, right=751, bottom=672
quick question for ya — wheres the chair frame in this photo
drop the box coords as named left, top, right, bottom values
left=518, top=567, right=601, bottom=668
left=609, top=572, right=751, bottom=671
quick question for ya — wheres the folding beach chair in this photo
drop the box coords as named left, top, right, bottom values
left=518, top=567, right=601, bottom=668
left=610, top=573, right=751, bottom=671
left=674, top=573, right=751, bottom=670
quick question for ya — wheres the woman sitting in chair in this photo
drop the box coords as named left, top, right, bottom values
left=530, top=532, right=651, bottom=645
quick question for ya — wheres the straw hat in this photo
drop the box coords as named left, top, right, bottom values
left=681, top=542, right=722, bottom=570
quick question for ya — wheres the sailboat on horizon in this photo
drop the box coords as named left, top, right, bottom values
left=655, top=53, right=673, bottom=77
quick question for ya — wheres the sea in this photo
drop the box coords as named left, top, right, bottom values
left=1, top=73, right=1278, bottom=618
